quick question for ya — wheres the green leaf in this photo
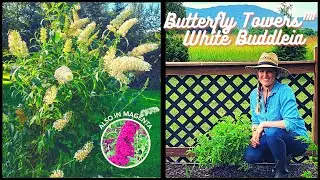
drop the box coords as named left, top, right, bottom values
left=37, top=140, right=44, bottom=154
left=29, top=115, right=37, bottom=126
left=54, top=32, right=62, bottom=42
left=46, top=129, right=51, bottom=141
left=95, top=71, right=99, bottom=81
left=64, top=89, right=73, bottom=101
left=32, top=78, right=42, bottom=86
left=36, top=95, right=42, bottom=109
left=9, top=123, right=14, bottom=136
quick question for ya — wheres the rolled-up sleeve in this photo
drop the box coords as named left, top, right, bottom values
left=250, top=89, right=259, bottom=126
left=280, top=86, right=300, bottom=132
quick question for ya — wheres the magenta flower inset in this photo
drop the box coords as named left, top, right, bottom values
left=109, top=154, right=130, bottom=166
left=108, top=120, right=140, bottom=166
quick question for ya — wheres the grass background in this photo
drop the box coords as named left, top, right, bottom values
left=187, top=35, right=318, bottom=62
left=2, top=75, right=161, bottom=178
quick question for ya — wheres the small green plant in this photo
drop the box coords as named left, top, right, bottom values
left=187, top=114, right=251, bottom=167
left=237, top=161, right=252, bottom=171
left=185, top=165, right=191, bottom=178
left=301, top=171, right=313, bottom=178
left=295, top=135, right=318, bottom=178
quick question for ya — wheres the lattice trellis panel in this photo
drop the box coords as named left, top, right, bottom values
left=166, top=74, right=314, bottom=163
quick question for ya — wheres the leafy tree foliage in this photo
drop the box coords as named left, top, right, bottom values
left=166, top=2, right=186, bottom=17
left=301, top=28, right=317, bottom=36
left=79, top=2, right=110, bottom=34
left=273, top=2, right=307, bottom=61
left=2, top=2, right=43, bottom=52
left=165, top=2, right=189, bottom=62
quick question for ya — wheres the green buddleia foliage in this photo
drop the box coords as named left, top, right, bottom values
left=188, top=114, right=251, bottom=167
left=3, top=2, right=158, bottom=178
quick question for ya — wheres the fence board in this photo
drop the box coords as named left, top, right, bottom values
left=166, top=61, right=315, bottom=75
left=165, top=147, right=315, bottom=158
left=313, top=46, right=318, bottom=145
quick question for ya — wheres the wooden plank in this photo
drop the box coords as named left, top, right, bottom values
left=313, top=46, right=318, bottom=145
left=166, top=147, right=194, bottom=157
left=166, top=61, right=315, bottom=75
left=166, top=147, right=316, bottom=157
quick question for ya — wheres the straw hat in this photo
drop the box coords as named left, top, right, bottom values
left=245, top=52, right=290, bottom=78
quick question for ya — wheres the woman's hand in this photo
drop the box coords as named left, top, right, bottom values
left=250, top=123, right=265, bottom=148
left=250, top=132, right=260, bottom=148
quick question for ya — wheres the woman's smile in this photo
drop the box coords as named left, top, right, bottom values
left=258, top=68, right=276, bottom=88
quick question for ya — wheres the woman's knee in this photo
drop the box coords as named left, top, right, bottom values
left=291, top=141, right=309, bottom=157
left=264, top=127, right=285, bottom=139
left=244, top=146, right=262, bottom=164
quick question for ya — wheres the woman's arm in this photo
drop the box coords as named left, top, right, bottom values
left=252, top=125, right=258, bottom=132
left=279, top=86, right=301, bottom=132
left=259, top=120, right=286, bottom=129
left=255, top=120, right=285, bottom=138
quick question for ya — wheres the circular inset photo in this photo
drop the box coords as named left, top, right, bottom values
left=101, top=119, right=151, bottom=168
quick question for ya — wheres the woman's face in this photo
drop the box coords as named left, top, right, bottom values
left=257, top=68, right=277, bottom=88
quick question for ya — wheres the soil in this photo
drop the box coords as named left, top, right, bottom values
left=165, top=162, right=318, bottom=178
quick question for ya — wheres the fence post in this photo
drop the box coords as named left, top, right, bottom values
left=313, top=46, right=318, bottom=145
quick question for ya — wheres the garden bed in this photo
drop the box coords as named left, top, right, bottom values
left=165, top=162, right=318, bottom=178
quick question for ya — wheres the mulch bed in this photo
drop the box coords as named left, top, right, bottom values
left=166, top=162, right=318, bottom=178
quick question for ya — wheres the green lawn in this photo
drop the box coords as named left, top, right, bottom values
left=188, top=35, right=317, bottom=62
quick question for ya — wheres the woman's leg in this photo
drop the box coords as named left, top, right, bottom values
left=244, top=134, right=274, bottom=163
left=264, top=127, right=309, bottom=177
left=264, top=127, right=308, bottom=161
left=282, top=131, right=309, bottom=157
